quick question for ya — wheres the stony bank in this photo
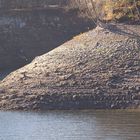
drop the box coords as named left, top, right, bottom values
left=0, top=0, right=140, bottom=110
left=0, top=24, right=140, bottom=110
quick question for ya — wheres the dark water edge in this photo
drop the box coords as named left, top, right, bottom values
left=0, top=110, right=140, bottom=140
left=0, top=69, right=13, bottom=80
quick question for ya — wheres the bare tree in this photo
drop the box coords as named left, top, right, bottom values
left=86, top=0, right=108, bottom=28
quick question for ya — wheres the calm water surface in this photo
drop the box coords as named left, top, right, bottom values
left=0, top=70, right=14, bottom=80
left=0, top=110, right=140, bottom=140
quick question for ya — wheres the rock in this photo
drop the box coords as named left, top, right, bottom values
left=136, top=86, right=140, bottom=92
left=0, top=89, right=5, bottom=94
left=8, top=94, right=18, bottom=100
left=0, top=24, right=140, bottom=110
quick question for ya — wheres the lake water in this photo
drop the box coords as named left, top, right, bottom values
left=0, top=110, right=140, bottom=140
left=0, top=70, right=14, bottom=80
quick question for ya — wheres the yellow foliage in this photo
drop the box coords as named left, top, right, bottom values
left=100, top=0, right=140, bottom=21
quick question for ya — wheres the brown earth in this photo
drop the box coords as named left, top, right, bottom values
left=0, top=24, right=140, bottom=110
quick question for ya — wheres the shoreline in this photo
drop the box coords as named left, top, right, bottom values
left=0, top=69, right=14, bottom=80
left=0, top=24, right=140, bottom=111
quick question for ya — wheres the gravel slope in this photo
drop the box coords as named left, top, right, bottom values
left=0, top=24, right=140, bottom=110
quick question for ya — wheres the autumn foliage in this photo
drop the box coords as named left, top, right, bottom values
left=69, top=0, right=140, bottom=22
left=103, top=0, right=140, bottom=21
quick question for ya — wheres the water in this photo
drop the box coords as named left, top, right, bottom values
left=0, top=110, right=140, bottom=140
left=0, top=70, right=13, bottom=80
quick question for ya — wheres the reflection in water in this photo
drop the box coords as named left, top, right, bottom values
left=0, top=17, right=26, bottom=28
left=0, top=110, right=140, bottom=140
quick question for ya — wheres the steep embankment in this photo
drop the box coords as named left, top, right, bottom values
left=0, top=24, right=140, bottom=110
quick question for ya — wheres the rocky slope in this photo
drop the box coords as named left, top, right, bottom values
left=0, top=24, right=140, bottom=110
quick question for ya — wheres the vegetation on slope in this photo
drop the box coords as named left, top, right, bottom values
left=69, top=0, right=140, bottom=22
left=102, top=0, right=140, bottom=21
